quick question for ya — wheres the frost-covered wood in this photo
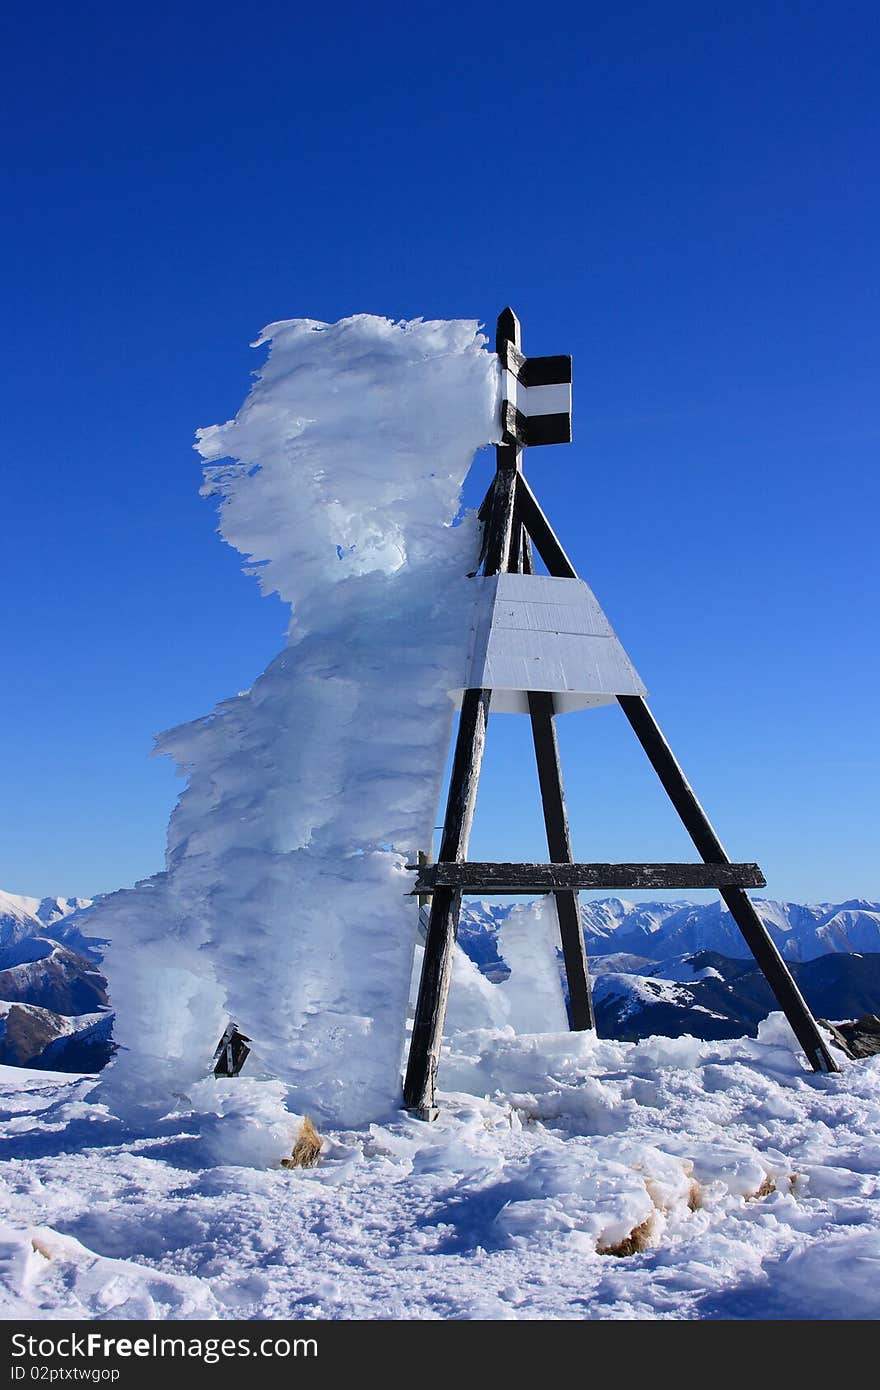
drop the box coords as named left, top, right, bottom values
left=404, top=310, right=524, bottom=1118
left=411, top=862, right=768, bottom=892
left=403, top=689, right=491, bottom=1118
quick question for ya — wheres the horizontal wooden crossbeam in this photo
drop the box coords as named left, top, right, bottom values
left=408, top=861, right=767, bottom=893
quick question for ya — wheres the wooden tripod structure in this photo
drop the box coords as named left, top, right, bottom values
left=403, top=308, right=838, bottom=1119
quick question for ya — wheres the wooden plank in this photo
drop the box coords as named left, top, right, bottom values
left=411, top=861, right=768, bottom=892
left=500, top=400, right=525, bottom=448
left=496, top=306, right=521, bottom=353
left=403, top=689, right=491, bottom=1117
left=404, top=322, right=524, bottom=1117
left=617, top=694, right=839, bottom=1074
left=528, top=689, right=594, bottom=1029
left=497, top=310, right=524, bottom=446
left=501, top=404, right=572, bottom=449
left=468, top=477, right=497, bottom=577
left=481, top=457, right=519, bottom=573
left=498, top=338, right=526, bottom=377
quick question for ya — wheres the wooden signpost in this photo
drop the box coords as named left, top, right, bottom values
left=403, top=308, right=838, bottom=1119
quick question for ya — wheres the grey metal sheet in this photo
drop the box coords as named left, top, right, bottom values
left=491, top=601, right=613, bottom=637
left=448, top=573, right=647, bottom=713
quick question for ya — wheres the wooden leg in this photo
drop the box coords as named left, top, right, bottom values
left=528, top=691, right=595, bottom=1030
left=406, top=421, right=525, bottom=1117
left=403, top=689, right=492, bottom=1116
left=617, top=694, right=838, bottom=1073
left=482, top=456, right=518, bottom=576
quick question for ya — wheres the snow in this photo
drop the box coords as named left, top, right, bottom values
left=1, top=1021, right=878, bottom=1320
left=90, top=315, right=499, bottom=1129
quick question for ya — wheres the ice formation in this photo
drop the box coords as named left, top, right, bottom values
left=95, top=315, right=499, bottom=1127
left=496, top=897, right=569, bottom=1033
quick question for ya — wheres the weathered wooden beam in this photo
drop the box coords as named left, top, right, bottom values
left=403, top=688, right=491, bottom=1118
left=482, top=454, right=519, bottom=572
left=468, top=477, right=497, bottom=576
left=617, top=694, right=839, bottom=1074
left=502, top=402, right=572, bottom=448
left=528, top=689, right=595, bottom=1030
left=496, top=306, right=521, bottom=353
left=404, top=313, right=525, bottom=1118
left=497, top=336, right=526, bottom=377
left=410, top=861, right=768, bottom=892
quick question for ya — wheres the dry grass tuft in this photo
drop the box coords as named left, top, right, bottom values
left=687, top=1181, right=703, bottom=1211
left=281, top=1116, right=323, bottom=1169
left=745, top=1175, right=776, bottom=1201
left=598, top=1216, right=654, bottom=1258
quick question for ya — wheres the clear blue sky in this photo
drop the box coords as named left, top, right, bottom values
left=2, top=2, right=877, bottom=904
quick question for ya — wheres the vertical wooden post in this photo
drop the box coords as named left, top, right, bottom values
left=404, top=314, right=524, bottom=1117
left=617, top=694, right=838, bottom=1073
left=482, top=455, right=519, bottom=570
left=528, top=691, right=595, bottom=1030
left=404, top=689, right=492, bottom=1116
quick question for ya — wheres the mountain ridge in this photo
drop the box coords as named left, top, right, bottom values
left=1, top=888, right=878, bottom=1070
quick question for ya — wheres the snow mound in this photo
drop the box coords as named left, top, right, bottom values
left=0, top=1221, right=219, bottom=1320
left=0, top=1021, right=876, bottom=1321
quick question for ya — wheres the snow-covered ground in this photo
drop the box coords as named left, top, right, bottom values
left=2, top=1018, right=878, bottom=1321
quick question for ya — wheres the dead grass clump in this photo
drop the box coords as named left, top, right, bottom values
left=687, top=1181, right=703, bottom=1211
left=744, top=1175, right=776, bottom=1201
left=598, top=1215, right=654, bottom=1257
left=281, top=1116, right=323, bottom=1169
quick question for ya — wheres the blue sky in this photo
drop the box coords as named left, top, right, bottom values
left=2, top=2, right=877, bottom=903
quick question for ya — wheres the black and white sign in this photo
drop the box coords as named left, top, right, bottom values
left=499, top=339, right=572, bottom=447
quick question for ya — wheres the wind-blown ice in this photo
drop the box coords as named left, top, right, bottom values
left=95, top=315, right=499, bottom=1128
left=497, top=897, right=569, bottom=1033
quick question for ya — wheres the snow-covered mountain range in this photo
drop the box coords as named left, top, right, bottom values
left=0, top=890, right=93, bottom=946
left=459, top=896, right=880, bottom=1041
left=460, top=895, right=880, bottom=975
left=2, top=889, right=879, bottom=1068
left=575, top=896, right=880, bottom=963
left=0, top=892, right=110, bottom=1069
